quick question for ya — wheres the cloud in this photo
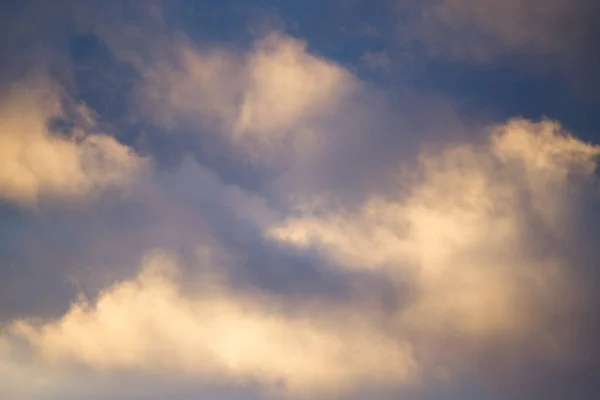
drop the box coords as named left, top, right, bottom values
left=0, top=153, right=279, bottom=325
left=4, top=118, right=598, bottom=400
left=4, top=250, right=416, bottom=398
left=141, top=32, right=357, bottom=162
left=397, top=0, right=595, bottom=64
left=0, top=77, right=145, bottom=207
left=361, top=51, right=393, bottom=74
left=1, top=3, right=599, bottom=399
left=269, top=118, right=600, bottom=382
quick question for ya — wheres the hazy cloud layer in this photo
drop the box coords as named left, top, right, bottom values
left=396, top=0, right=597, bottom=64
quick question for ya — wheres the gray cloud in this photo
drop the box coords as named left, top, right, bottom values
left=395, top=0, right=598, bottom=63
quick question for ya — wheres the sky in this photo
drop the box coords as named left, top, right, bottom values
left=1, top=1, right=600, bottom=399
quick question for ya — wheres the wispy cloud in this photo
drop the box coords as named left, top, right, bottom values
left=396, top=0, right=593, bottom=63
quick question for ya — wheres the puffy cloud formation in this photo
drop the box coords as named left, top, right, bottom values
left=142, top=33, right=356, bottom=161
left=0, top=78, right=144, bottom=207
left=3, top=117, right=599, bottom=400
left=1, top=2, right=600, bottom=398
left=5, top=250, right=416, bottom=397
left=270, top=119, right=599, bottom=375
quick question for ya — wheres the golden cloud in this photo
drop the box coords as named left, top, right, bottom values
left=7, top=250, right=416, bottom=396
left=141, top=33, right=356, bottom=161
left=0, top=77, right=145, bottom=207
left=2, top=118, right=598, bottom=398
left=269, top=118, right=598, bottom=363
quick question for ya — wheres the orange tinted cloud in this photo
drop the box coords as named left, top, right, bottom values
left=7, top=250, right=416, bottom=396
left=141, top=33, right=356, bottom=162
left=269, top=118, right=598, bottom=373
left=0, top=77, right=145, bottom=207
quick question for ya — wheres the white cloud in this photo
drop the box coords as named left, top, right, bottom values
left=0, top=77, right=145, bottom=207
left=141, top=32, right=356, bottom=162
left=269, top=118, right=598, bottom=370
left=6, top=117, right=596, bottom=398
left=5, top=250, right=416, bottom=397
left=1, top=5, right=598, bottom=398
left=233, top=34, right=352, bottom=138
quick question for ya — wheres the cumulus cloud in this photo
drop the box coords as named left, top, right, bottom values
left=4, top=118, right=599, bottom=399
left=0, top=77, right=145, bottom=207
left=141, top=32, right=357, bottom=161
left=269, top=118, right=600, bottom=379
left=4, top=250, right=416, bottom=397
left=1, top=3, right=600, bottom=399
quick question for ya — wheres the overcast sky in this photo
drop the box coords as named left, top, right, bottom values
left=1, top=1, right=600, bottom=399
